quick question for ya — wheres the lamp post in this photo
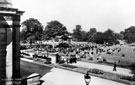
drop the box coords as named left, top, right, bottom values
left=84, top=71, right=91, bottom=85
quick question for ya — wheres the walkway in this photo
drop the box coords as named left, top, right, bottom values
left=41, top=68, right=127, bottom=85
left=20, top=58, right=132, bottom=85
left=20, top=58, right=133, bottom=77
left=70, top=61, right=133, bottom=76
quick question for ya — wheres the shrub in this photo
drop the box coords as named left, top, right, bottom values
left=88, top=57, right=93, bottom=61
left=98, top=61, right=104, bottom=63
left=44, top=61, right=51, bottom=64
left=59, top=60, right=65, bottom=64
left=88, top=69, right=104, bottom=74
left=130, top=62, right=135, bottom=77
left=103, top=58, right=107, bottom=62
left=120, top=76, right=135, bottom=82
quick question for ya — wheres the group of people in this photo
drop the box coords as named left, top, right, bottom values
left=33, top=43, right=119, bottom=72
left=56, top=53, right=77, bottom=64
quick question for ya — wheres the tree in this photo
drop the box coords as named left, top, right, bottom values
left=21, top=18, right=43, bottom=42
left=20, top=28, right=26, bottom=41
left=120, top=31, right=124, bottom=35
left=89, top=28, right=97, bottom=33
left=103, top=29, right=116, bottom=45
left=87, top=28, right=97, bottom=42
left=123, top=26, right=135, bottom=43
left=81, top=31, right=88, bottom=41
left=92, top=32, right=105, bottom=44
left=43, top=20, right=68, bottom=40
left=114, top=33, right=124, bottom=40
left=72, top=25, right=83, bottom=41
left=91, top=29, right=122, bottom=45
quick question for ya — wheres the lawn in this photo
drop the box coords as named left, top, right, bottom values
left=79, top=44, right=135, bottom=67
left=100, top=44, right=135, bottom=66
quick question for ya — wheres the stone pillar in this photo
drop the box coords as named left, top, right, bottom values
left=0, top=14, right=7, bottom=85
left=0, top=7, right=24, bottom=85
left=12, top=15, right=21, bottom=79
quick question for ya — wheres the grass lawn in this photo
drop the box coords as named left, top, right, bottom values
left=80, top=44, right=135, bottom=67
left=100, top=45, right=135, bottom=66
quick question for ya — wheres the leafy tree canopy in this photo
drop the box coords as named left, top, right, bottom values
left=43, top=20, right=68, bottom=40
left=92, top=32, right=104, bottom=44
left=87, top=28, right=97, bottom=42
left=91, top=29, right=121, bottom=45
left=72, top=25, right=83, bottom=41
left=123, top=26, right=135, bottom=43
left=103, top=29, right=116, bottom=43
left=114, top=33, right=124, bottom=40
left=21, top=18, right=43, bottom=41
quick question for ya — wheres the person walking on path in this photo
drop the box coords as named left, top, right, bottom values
left=113, top=62, right=117, bottom=71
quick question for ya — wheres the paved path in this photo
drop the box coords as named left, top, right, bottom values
left=21, top=58, right=128, bottom=85
left=70, top=61, right=133, bottom=76
left=41, top=68, right=127, bottom=85
left=20, top=58, right=133, bottom=76
left=6, top=57, right=132, bottom=85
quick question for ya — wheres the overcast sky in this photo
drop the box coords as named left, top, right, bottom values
left=12, top=0, right=135, bottom=33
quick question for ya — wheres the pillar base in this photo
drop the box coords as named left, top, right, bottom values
left=3, top=78, right=22, bottom=85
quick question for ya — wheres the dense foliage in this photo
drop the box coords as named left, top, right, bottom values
left=20, top=18, right=135, bottom=44
left=43, top=20, right=68, bottom=40
left=21, top=18, right=43, bottom=42
left=72, top=27, right=122, bottom=45
left=122, top=26, right=135, bottom=43
left=72, top=25, right=83, bottom=41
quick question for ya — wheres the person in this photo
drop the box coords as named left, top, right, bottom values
left=98, top=54, right=102, bottom=61
left=56, top=53, right=61, bottom=63
left=113, top=62, right=117, bottom=71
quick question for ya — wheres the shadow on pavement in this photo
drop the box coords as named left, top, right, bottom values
left=60, top=64, right=78, bottom=69
left=20, top=60, right=52, bottom=78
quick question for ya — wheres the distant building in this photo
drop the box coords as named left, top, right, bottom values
left=118, top=40, right=126, bottom=45
left=55, top=35, right=72, bottom=44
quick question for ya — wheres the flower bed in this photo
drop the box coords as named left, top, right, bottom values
left=88, top=69, right=104, bottom=75
left=120, top=76, right=135, bottom=82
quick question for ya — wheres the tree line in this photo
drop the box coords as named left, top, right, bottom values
left=20, top=18, right=135, bottom=45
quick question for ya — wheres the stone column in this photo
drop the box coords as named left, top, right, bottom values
left=0, top=14, right=7, bottom=85
left=12, top=15, right=21, bottom=79
left=0, top=7, right=24, bottom=85
left=0, top=4, right=12, bottom=85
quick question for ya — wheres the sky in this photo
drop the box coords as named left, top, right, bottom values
left=11, top=0, right=135, bottom=33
